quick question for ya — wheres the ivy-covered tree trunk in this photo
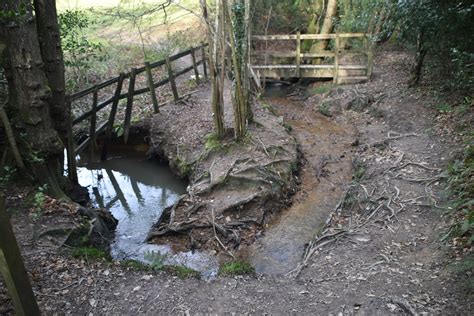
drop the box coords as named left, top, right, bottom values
left=1, top=0, right=68, bottom=198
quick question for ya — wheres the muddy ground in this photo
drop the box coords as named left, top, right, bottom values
left=1, top=46, right=473, bottom=314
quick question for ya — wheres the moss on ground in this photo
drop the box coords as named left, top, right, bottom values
left=219, top=261, right=255, bottom=276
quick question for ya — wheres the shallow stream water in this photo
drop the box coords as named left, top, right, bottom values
left=77, top=149, right=219, bottom=277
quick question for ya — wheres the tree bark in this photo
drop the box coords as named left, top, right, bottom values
left=310, top=0, right=337, bottom=53
left=409, top=30, right=427, bottom=87
left=200, top=0, right=225, bottom=139
left=1, top=0, right=68, bottom=198
left=33, top=0, right=69, bottom=144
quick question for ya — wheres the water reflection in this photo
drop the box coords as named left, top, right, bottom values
left=77, top=149, right=218, bottom=277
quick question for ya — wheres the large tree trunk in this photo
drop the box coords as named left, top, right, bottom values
left=33, top=0, right=69, bottom=144
left=1, top=0, right=68, bottom=198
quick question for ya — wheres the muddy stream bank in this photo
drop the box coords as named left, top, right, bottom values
left=245, top=88, right=356, bottom=274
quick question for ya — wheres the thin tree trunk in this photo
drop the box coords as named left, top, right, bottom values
left=409, top=30, right=427, bottom=87
left=200, top=0, right=225, bottom=138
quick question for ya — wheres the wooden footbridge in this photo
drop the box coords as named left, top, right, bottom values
left=250, top=32, right=373, bottom=85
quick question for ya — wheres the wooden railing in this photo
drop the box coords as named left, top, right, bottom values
left=66, top=43, right=208, bottom=182
left=250, top=33, right=373, bottom=84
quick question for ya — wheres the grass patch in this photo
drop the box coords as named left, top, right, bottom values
left=165, top=265, right=200, bottom=279
left=71, top=247, right=111, bottom=261
left=352, top=159, right=366, bottom=183
left=319, top=101, right=332, bottom=117
left=176, top=157, right=192, bottom=178
left=204, top=133, right=223, bottom=152
left=219, top=261, right=255, bottom=276
left=121, top=259, right=154, bottom=271
left=312, top=84, right=333, bottom=95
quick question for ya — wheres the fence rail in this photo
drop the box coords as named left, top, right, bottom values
left=66, top=43, right=209, bottom=183
left=250, top=32, right=373, bottom=85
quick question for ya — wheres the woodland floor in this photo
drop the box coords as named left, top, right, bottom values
left=1, top=46, right=473, bottom=314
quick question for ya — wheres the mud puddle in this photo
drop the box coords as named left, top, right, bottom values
left=246, top=94, right=355, bottom=275
left=77, top=149, right=219, bottom=277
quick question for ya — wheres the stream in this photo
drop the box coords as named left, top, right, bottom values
left=77, top=149, right=219, bottom=277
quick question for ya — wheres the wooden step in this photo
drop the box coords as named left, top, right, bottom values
left=339, top=65, right=367, bottom=70
left=337, top=76, right=369, bottom=84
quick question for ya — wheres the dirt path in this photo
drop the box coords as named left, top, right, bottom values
left=1, top=47, right=472, bottom=314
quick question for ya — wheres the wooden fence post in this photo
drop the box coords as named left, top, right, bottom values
left=296, top=31, right=301, bottom=78
left=366, top=34, right=374, bottom=80
left=66, top=99, right=78, bottom=184
left=88, top=88, right=98, bottom=162
left=0, top=195, right=41, bottom=316
left=190, top=46, right=201, bottom=84
left=101, top=73, right=125, bottom=161
left=166, top=57, right=179, bottom=102
left=201, top=43, right=208, bottom=78
left=145, top=62, right=159, bottom=114
left=333, top=33, right=340, bottom=84
left=124, top=68, right=136, bottom=144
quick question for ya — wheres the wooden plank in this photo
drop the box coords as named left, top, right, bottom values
left=124, top=68, right=136, bottom=144
left=0, top=195, right=40, bottom=316
left=252, top=64, right=334, bottom=69
left=145, top=62, right=159, bottom=114
left=72, top=95, right=114, bottom=126
left=201, top=43, right=208, bottom=78
left=190, top=47, right=200, bottom=84
left=339, top=65, right=367, bottom=70
left=101, top=73, right=125, bottom=161
left=75, top=121, right=108, bottom=155
left=166, top=57, right=179, bottom=102
left=333, top=33, right=340, bottom=84
left=296, top=32, right=301, bottom=77
left=88, top=89, right=98, bottom=162
left=68, top=76, right=119, bottom=101
left=252, top=33, right=366, bottom=41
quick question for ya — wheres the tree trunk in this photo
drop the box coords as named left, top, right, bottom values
left=200, top=0, right=225, bottom=139
left=1, top=0, right=68, bottom=198
left=408, top=30, right=427, bottom=87
left=33, top=0, right=69, bottom=144
left=310, top=0, right=337, bottom=53
left=224, top=0, right=245, bottom=139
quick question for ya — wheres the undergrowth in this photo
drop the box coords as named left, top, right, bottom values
left=447, top=142, right=474, bottom=245
left=71, top=247, right=111, bottom=261
left=219, top=261, right=255, bottom=276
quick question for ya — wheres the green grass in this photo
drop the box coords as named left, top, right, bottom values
left=165, top=265, right=200, bottom=279
left=312, top=84, right=333, bottom=95
left=219, top=261, right=255, bottom=276
left=319, top=101, right=332, bottom=117
left=204, top=133, right=223, bottom=152
left=352, top=159, right=366, bottom=183
left=121, top=259, right=154, bottom=271
left=71, top=247, right=111, bottom=261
